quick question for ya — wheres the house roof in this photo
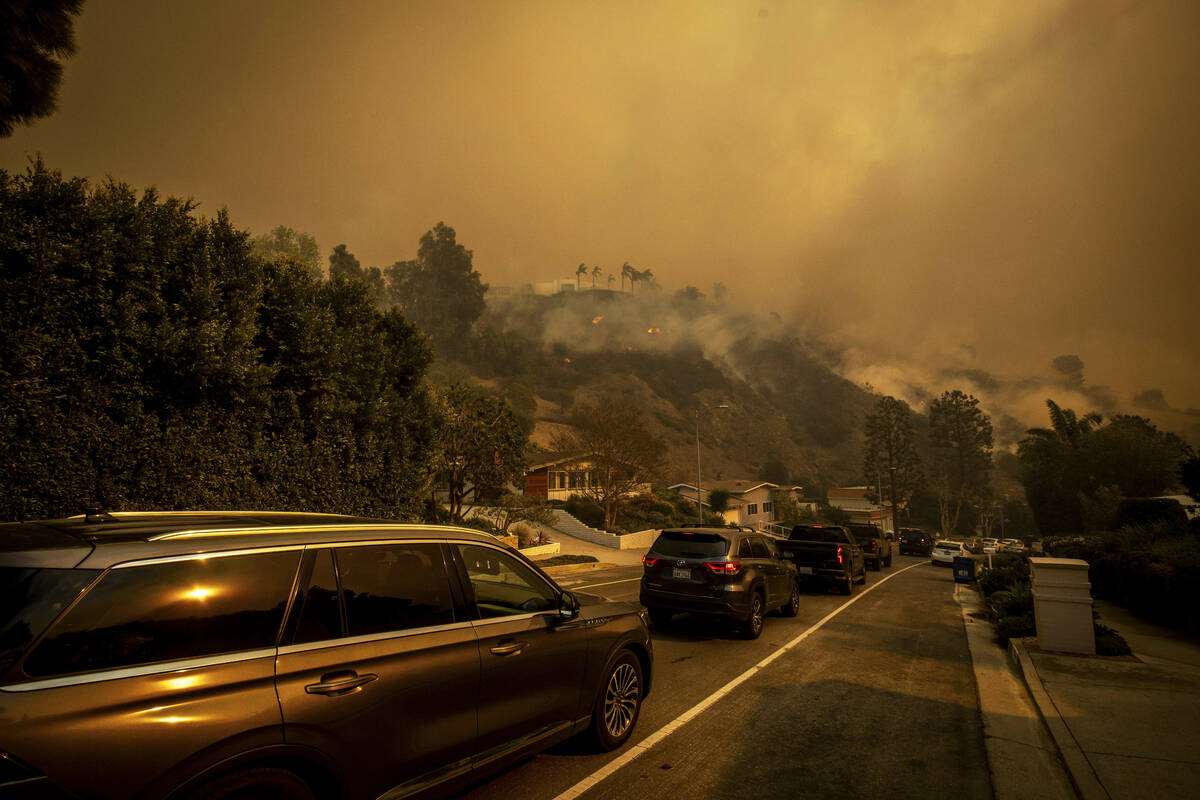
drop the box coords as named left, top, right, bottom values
left=669, top=480, right=778, bottom=497
left=525, top=451, right=589, bottom=471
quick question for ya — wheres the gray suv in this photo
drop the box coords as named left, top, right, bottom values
left=639, top=527, right=800, bottom=639
left=0, top=511, right=652, bottom=799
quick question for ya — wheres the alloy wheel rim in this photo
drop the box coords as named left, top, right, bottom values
left=751, top=597, right=763, bottom=633
left=604, top=663, right=639, bottom=737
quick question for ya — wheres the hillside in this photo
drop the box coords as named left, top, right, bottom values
left=439, top=288, right=878, bottom=493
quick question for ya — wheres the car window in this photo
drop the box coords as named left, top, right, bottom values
left=737, top=538, right=755, bottom=558
left=337, top=544, right=455, bottom=636
left=0, top=567, right=100, bottom=677
left=652, top=531, right=728, bottom=557
left=23, top=551, right=300, bottom=678
left=750, top=537, right=772, bottom=558
left=456, top=544, right=557, bottom=618
left=290, top=548, right=343, bottom=644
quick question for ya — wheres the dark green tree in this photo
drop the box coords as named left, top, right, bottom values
left=1181, top=454, right=1200, bottom=500
left=0, top=160, right=439, bottom=520
left=928, top=389, right=993, bottom=536
left=431, top=382, right=527, bottom=523
left=252, top=225, right=321, bottom=278
left=0, top=0, right=83, bottom=137
left=863, top=396, right=923, bottom=523
left=328, top=243, right=386, bottom=307
left=385, top=222, right=487, bottom=356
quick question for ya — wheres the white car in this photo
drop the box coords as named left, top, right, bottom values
left=980, top=538, right=1000, bottom=554
left=931, top=540, right=967, bottom=566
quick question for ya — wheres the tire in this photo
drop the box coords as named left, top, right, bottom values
left=647, top=608, right=673, bottom=628
left=185, top=768, right=315, bottom=800
left=590, top=651, right=643, bottom=750
left=780, top=580, right=800, bottom=617
left=869, top=558, right=881, bottom=571
left=740, top=592, right=766, bottom=639
left=855, top=565, right=867, bottom=584
left=884, top=552, right=893, bottom=568
left=838, top=569, right=852, bottom=595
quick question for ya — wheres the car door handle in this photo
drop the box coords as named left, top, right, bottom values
left=304, top=672, right=379, bottom=696
left=489, top=640, right=528, bottom=656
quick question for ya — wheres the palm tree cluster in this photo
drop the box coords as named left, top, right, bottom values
left=573, top=262, right=656, bottom=292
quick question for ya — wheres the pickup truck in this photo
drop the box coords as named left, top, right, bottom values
left=846, top=522, right=894, bottom=570
left=775, top=524, right=867, bottom=595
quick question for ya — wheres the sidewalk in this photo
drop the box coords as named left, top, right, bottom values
left=1009, top=608, right=1200, bottom=800
left=535, top=525, right=651, bottom=568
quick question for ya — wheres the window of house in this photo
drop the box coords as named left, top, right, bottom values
left=763, top=501, right=773, bottom=514
left=747, top=503, right=759, bottom=515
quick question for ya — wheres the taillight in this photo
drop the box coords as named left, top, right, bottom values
left=642, top=555, right=658, bottom=567
left=868, top=541, right=877, bottom=552
left=836, top=545, right=844, bottom=565
left=706, top=561, right=742, bottom=575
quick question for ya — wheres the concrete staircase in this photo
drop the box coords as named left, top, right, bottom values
left=548, top=509, right=617, bottom=547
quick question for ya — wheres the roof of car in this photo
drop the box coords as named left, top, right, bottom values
left=0, top=511, right=504, bottom=570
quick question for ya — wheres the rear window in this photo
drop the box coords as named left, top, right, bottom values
left=790, top=526, right=843, bottom=543
left=652, top=531, right=729, bottom=558
left=936, top=541, right=962, bottom=550
left=0, top=567, right=100, bottom=678
left=23, top=550, right=301, bottom=678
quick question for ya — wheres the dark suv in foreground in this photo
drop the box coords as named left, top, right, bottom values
left=1, top=511, right=652, bottom=800
left=639, top=527, right=800, bottom=639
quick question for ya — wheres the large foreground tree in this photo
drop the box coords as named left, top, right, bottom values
left=0, top=0, right=83, bottom=137
left=0, top=160, right=439, bottom=520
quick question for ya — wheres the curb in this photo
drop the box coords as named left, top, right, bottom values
left=1009, top=639, right=1111, bottom=800
left=539, top=561, right=622, bottom=576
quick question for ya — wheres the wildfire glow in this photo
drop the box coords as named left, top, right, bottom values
left=592, top=316, right=604, bottom=324
left=647, top=328, right=661, bottom=334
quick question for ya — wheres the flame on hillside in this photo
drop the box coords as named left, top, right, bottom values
left=647, top=327, right=661, bottom=334
left=592, top=316, right=604, bottom=324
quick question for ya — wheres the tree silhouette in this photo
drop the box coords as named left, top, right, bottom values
left=0, top=0, right=83, bottom=137
left=575, top=263, right=587, bottom=290
left=591, top=265, right=601, bottom=289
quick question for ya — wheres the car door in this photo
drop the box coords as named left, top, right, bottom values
left=452, top=543, right=590, bottom=767
left=276, top=543, right=480, bottom=800
left=750, top=536, right=786, bottom=603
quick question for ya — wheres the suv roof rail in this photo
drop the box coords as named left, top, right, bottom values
left=148, top=522, right=476, bottom=541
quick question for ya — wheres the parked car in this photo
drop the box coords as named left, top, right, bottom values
left=0, top=511, right=653, bottom=800
left=846, top=522, right=895, bottom=570
left=897, top=528, right=934, bottom=556
left=980, top=537, right=1000, bottom=553
left=1001, top=538, right=1027, bottom=554
left=931, top=540, right=968, bottom=566
left=776, top=524, right=867, bottom=595
left=640, top=527, right=800, bottom=639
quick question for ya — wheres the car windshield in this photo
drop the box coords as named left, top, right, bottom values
left=0, top=567, right=100, bottom=675
left=652, top=532, right=728, bottom=558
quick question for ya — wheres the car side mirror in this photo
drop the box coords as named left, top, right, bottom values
left=557, top=590, right=580, bottom=621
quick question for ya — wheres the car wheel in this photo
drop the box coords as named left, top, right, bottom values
left=647, top=608, right=672, bottom=628
left=740, top=592, right=765, bottom=639
left=781, top=581, right=800, bottom=617
left=884, top=553, right=893, bottom=568
left=185, top=767, right=315, bottom=800
left=869, top=558, right=881, bottom=571
left=590, top=651, right=643, bottom=750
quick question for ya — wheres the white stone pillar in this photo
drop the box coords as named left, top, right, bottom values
left=1030, top=557, right=1095, bottom=655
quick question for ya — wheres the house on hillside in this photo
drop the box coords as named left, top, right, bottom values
left=524, top=452, right=652, bottom=502
left=826, top=486, right=894, bottom=531
left=669, top=479, right=780, bottom=529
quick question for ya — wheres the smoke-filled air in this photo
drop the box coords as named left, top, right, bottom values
left=3, top=0, right=1198, bottom=445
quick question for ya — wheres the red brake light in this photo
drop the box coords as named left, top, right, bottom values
left=836, top=545, right=844, bottom=565
left=705, top=561, right=742, bottom=575
left=642, top=555, right=658, bottom=567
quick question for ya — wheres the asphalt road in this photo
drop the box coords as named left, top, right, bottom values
left=455, top=555, right=992, bottom=800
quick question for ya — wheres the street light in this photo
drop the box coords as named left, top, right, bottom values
left=695, top=403, right=730, bottom=524
left=888, top=465, right=898, bottom=534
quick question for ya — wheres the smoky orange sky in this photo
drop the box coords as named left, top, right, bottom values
left=3, top=0, right=1198, bottom=428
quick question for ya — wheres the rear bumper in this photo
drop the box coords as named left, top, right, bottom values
left=639, top=585, right=751, bottom=619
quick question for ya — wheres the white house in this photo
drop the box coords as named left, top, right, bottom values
left=669, top=480, right=780, bottom=529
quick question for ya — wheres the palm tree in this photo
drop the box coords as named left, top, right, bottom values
left=621, top=262, right=633, bottom=292
left=640, top=268, right=654, bottom=288
left=1026, top=399, right=1102, bottom=444
left=591, top=265, right=601, bottom=289
left=575, top=263, right=587, bottom=290
left=607, top=275, right=615, bottom=288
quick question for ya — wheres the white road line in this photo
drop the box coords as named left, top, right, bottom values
left=550, top=561, right=924, bottom=800
left=575, top=577, right=642, bottom=590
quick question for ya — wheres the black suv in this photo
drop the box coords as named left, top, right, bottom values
left=639, top=527, right=800, bottom=639
left=898, top=527, right=933, bottom=555
left=0, top=511, right=652, bottom=800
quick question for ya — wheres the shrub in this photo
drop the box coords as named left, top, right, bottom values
left=989, top=582, right=1034, bottom=618
left=563, top=495, right=604, bottom=528
left=1115, top=498, right=1188, bottom=530
left=978, top=555, right=1030, bottom=597
left=457, top=516, right=498, bottom=534
left=996, top=614, right=1036, bottom=644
